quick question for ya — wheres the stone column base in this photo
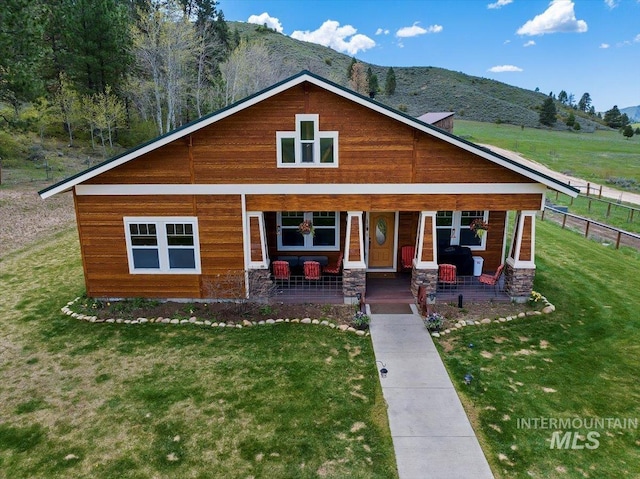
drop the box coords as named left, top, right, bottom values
left=343, top=268, right=366, bottom=303
left=504, top=263, right=535, bottom=303
left=247, top=269, right=273, bottom=303
left=410, top=267, right=438, bottom=299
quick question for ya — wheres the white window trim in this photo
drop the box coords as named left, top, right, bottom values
left=124, top=216, right=201, bottom=274
left=276, top=114, right=339, bottom=168
left=276, top=211, right=340, bottom=252
left=437, top=210, right=489, bottom=251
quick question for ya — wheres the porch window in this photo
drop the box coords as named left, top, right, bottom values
left=124, top=217, right=201, bottom=274
left=436, top=210, right=488, bottom=250
left=277, top=211, right=340, bottom=251
left=276, top=114, right=338, bottom=167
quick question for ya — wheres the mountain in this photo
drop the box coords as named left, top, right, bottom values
left=231, top=21, right=604, bottom=131
left=621, top=106, right=640, bottom=122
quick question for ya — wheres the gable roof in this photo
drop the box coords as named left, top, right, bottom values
left=417, top=112, right=454, bottom=124
left=39, top=70, right=578, bottom=199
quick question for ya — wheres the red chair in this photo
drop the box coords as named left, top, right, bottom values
left=322, top=252, right=343, bottom=275
left=303, top=261, right=321, bottom=280
left=401, top=245, right=415, bottom=271
left=272, top=260, right=291, bottom=281
left=438, top=264, right=457, bottom=289
left=478, top=264, right=505, bottom=295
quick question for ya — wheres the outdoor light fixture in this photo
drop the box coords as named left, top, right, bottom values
left=356, top=292, right=362, bottom=301
left=376, top=360, right=388, bottom=378
left=464, top=373, right=473, bottom=385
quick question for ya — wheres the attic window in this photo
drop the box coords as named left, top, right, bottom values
left=276, top=114, right=338, bottom=167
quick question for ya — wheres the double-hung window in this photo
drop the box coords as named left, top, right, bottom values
left=276, top=114, right=338, bottom=167
left=277, top=211, right=340, bottom=251
left=124, top=217, right=201, bottom=274
left=436, top=211, right=488, bottom=250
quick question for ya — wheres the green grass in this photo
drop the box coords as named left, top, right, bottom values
left=437, top=220, right=640, bottom=478
left=546, top=191, right=640, bottom=234
left=0, top=229, right=397, bottom=478
left=454, top=120, right=640, bottom=192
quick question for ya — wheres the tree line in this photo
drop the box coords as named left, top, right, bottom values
left=0, top=0, right=296, bottom=153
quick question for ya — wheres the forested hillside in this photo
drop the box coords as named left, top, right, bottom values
left=0, top=0, right=614, bottom=183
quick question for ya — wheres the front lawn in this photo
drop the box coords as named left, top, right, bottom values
left=0, top=229, right=397, bottom=478
left=437, top=220, right=640, bottom=478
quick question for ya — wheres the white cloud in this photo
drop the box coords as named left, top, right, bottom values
left=600, top=43, right=610, bottom=49
left=635, top=33, right=640, bottom=42
left=488, top=0, right=513, bottom=9
left=396, top=22, right=443, bottom=38
left=375, top=28, right=390, bottom=35
left=247, top=12, right=284, bottom=33
left=517, top=0, right=587, bottom=36
left=290, top=20, right=376, bottom=55
left=488, top=65, right=523, bottom=72
left=524, top=40, right=536, bottom=47
left=604, top=0, right=618, bottom=8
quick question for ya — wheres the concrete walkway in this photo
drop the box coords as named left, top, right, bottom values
left=368, top=306, right=494, bottom=479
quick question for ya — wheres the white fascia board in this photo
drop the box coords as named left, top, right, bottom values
left=75, top=182, right=547, bottom=197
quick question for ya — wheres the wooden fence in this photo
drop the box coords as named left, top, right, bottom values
left=541, top=206, right=640, bottom=250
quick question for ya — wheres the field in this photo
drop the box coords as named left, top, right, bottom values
left=454, top=120, right=640, bottom=192
left=438, top=220, right=640, bottom=477
left=0, top=226, right=397, bottom=478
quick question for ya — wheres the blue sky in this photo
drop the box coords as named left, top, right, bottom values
left=220, top=0, right=640, bottom=111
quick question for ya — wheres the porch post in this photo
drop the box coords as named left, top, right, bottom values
left=411, top=211, right=438, bottom=299
left=505, top=210, right=536, bottom=302
left=245, top=211, right=272, bottom=302
left=343, top=211, right=366, bottom=303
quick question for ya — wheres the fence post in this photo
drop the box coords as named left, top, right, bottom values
left=586, top=183, right=590, bottom=197
left=562, top=214, right=567, bottom=229
left=588, top=198, right=592, bottom=212
left=606, top=203, right=612, bottom=218
left=585, top=221, right=590, bottom=238
left=616, top=231, right=622, bottom=249
left=598, top=185, right=602, bottom=199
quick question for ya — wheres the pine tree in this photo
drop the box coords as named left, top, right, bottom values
left=603, top=106, right=623, bottom=129
left=539, top=96, right=557, bottom=126
left=622, top=124, right=634, bottom=139
left=384, top=67, right=396, bottom=95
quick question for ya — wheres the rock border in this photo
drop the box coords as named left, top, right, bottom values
left=60, top=297, right=370, bottom=337
left=428, top=293, right=556, bottom=339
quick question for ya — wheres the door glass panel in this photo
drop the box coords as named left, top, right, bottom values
left=375, top=218, right=387, bottom=245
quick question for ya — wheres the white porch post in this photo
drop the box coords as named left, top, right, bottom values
left=244, top=210, right=271, bottom=301
left=505, top=210, right=537, bottom=302
left=343, top=211, right=366, bottom=303
left=411, top=211, right=439, bottom=299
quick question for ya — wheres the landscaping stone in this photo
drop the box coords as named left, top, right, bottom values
left=242, top=320, right=252, bottom=327
left=312, top=319, right=320, bottom=325
left=301, top=318, right=312, bottom=324
left=542, top=306, right=555, bottom=314
left=481, top=318, right=492, bottom=324
left=266, top=319, right=275, bottom=324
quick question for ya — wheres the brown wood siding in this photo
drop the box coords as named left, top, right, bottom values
left=75, top=194, right=245, bottom=298
left=349, top=216, right=362, bottom=262
left=75, top=194, right=200, bottom=298
left=249, top=216, right=263, bottom=262
left=481, top=211, right=507, bottom=272
left=86, top=142, right=192, bottom=184
left=196, top=196, right=245, bottom=297
left=247, top=194, right=543, bottom=212
left=520, top=215, right=533, bottom=262
left=89, top=82, right=537, bottom=188
left=420, top=216, right=435, bottom=262
left=398, top=212, right=418, bottom=261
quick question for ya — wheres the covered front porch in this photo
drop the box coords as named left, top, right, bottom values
left=245, top=208, right=536, bottom=305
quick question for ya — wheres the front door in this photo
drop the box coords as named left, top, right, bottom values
left=368, top=212, right=396, bottom=269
